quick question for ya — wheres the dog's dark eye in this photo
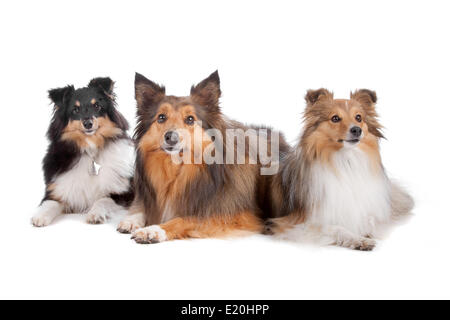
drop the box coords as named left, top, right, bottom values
left=72, top=108, right=79, bottom=115
left=185, top=115, right=195, bottom=125
left=355, top=114, right=362, bottom=122
left=331, top=115, right=341, bottom=123
left=157, top=114, right=167, bottom=123
left=94, top=102, right=102, bottom=112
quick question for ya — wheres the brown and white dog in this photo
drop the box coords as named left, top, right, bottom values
left=117, top=71, right=289, bottom=244
left=264, top=89, right=414, bottom=250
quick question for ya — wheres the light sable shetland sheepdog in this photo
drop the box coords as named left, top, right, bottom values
left=31, top=78, right=135, bottom=227
left=264, top=89, right=414, bottom=250
left=117, top=71, right=289, bottom=244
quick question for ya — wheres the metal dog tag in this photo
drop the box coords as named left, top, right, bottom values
left=90, top=160, right=102, bottom=176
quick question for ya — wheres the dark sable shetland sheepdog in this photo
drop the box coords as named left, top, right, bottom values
left=31, top=77, right=134, bottom=227
left=264, top=89, right=414, bottom=250
left=117, top=71, right=287, bottom=244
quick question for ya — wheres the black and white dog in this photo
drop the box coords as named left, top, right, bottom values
left=32, top=77, right=134, bottom=227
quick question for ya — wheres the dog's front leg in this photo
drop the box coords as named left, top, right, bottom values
left=116, top=201, right=146, bottom=233
left=321, top=225, right=377, bottom=251
left=131, top=211, right=263, bottom=244
left=86, top=197, right=124, bottom=224
left=131, top=217, right=199, bottom=244
left=268, top=219, right=376, bottom=251
left=31, top=200, right=64, bottom=227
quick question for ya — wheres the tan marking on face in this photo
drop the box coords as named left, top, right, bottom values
left=138, top=102, right=214, bottom=209
left=138, top=103, right=207, bottom=158
left=75, top=101, right=80, bottom=107
left=91, top=98, right=96, bottom=104
left=61, top=116, right=121, bottom=149
left=302, top=98, right=380, bottom=166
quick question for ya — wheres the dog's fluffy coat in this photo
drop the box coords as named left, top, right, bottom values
left=32, top=74, right=413, bottom=250
left=118, top=71, right=288, bottom=243
left=265, top=89, right=414, bottom=250
left=32, top=77, right=134, bottom=227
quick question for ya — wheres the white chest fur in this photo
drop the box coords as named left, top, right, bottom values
left=51, top=139, right=135, bottom=212
left=307, top=147, right=391, bottom=236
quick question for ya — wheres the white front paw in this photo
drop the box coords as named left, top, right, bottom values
left=31, top=212, right=54, bottom=227
left=341, top=237, right=376, bottom=251
left=354, top=238, right=376, bottom=251
left=86, top=210, right=109, bottom=224
left=131, top=226, right=168, bottom=244
left=117, top=219, right=141, bottom=234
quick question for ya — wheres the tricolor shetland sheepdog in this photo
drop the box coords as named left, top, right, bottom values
left=264, top=89, right=414, bottom=250
left=117, top=71, right=288, bottom=244
left=31, top=77, right=135, bottom=227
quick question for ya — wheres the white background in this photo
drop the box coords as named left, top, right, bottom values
left=0, top=0, right=449, bottom=299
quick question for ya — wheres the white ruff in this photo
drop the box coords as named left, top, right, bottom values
left=51, top=138, right=135, bottom=213
left=306, top=146, right=391, bottom=236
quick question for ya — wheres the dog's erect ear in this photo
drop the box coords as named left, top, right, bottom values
left=48, top=85, right=75, bottom=108
left=305, top=88, right=333, bottom=105
left=88, top=77, right=115, bottom=96
left=190, top=70, right=221, bottom=109
left=351, top=89, right=377, bottom=106
left=135, top=73, right=165, bottom=108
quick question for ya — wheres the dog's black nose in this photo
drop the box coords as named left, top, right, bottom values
left=350, top=126, right=362, bottom=137
left=83, top=119, right=93, bottom=130
left=164, top=131, right=179, bottom=146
